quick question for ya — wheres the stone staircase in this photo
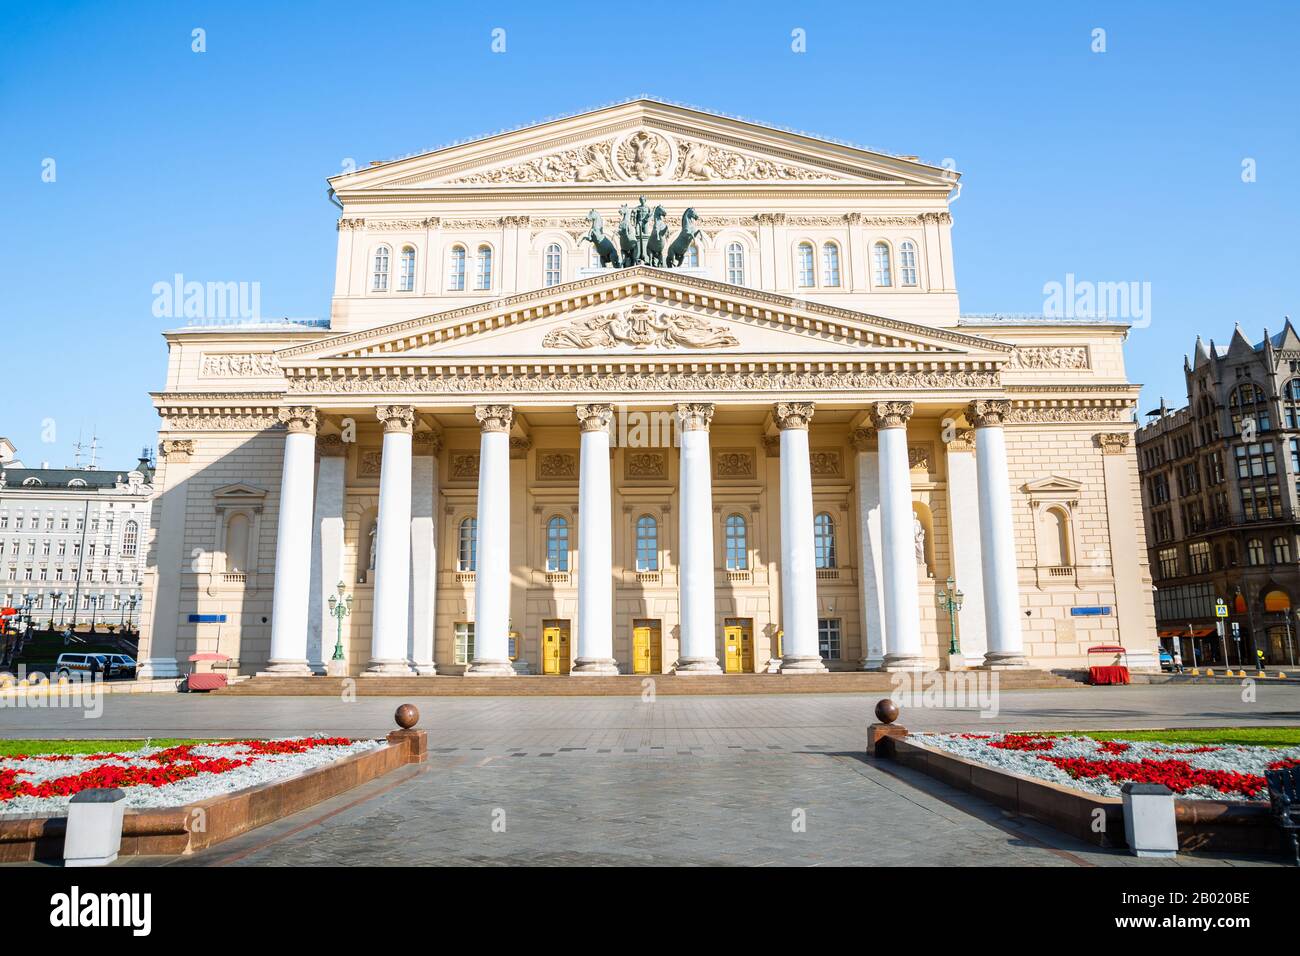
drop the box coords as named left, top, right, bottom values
left=216, top=669, right=1082, bottom=697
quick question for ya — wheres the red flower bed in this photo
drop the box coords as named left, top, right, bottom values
left=1038, top=755, right=1268, bottom=798
left=1096, top=741, right=1131, bottom=755
left=990, top=733, right=1055, bottom=752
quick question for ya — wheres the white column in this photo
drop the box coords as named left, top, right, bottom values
left=137, top=439, right=194, bottom=679
left=675, top=403, right=722, bottom=674
left=308, top=437, right=346, bottom=674
left=944, top=429, right=987, bottom=668
left=873, top=402, right=924, bottom=671
left=364, top=405, right=416, bottom=676
left=264, top=406, right=318, bottom=676
left=408, top=429, right=440, bottom=675
left=852, top=428, right=886, bottom=669
left=467, top=404, right=515, bottom=675
left=969, top=400, right=1027, bottom=668
left=574, top=404, right=618, bottom=674
left=775, top=402, right=826, bottom=673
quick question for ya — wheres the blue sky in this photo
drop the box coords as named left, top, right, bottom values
left=1, top=0, right=1296, bottom=467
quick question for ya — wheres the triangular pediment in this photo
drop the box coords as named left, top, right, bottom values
left=278, top=267, right=1011, bottom=368
left=1024, top=475, right=1084, bottom=497
left=330, top=99, right=958, bottom=194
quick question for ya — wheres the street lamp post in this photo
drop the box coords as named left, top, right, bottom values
left=936, top=576, right=964, bottom=666
left=53, top=592, right=64, bottom=630
left=326, top=580, right=352, bottom=675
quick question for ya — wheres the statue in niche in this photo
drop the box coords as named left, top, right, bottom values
left=365, top=522, right=378, bottom=581
left=913, top=515, right=927, bottom=568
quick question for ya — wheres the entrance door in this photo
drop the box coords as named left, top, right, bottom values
left=632, top=619, right=662, bottom=674
left=541, top=620, right=571, bottom=675
left=723, top=618, right=754, bottom=673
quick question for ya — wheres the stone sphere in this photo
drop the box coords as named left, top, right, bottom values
left=394, top=703, right=420, bottom=730
left=874, top=698, right=899, bottom=724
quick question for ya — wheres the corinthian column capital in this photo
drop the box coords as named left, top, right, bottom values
left=967, top=399, right=1011, bottom=428
left=375, top=405, right=415, bottom=434
left=774, top=401, right=815, bottom=430
left=576, top=403, right=615, bottom=433
left=675, top=402, right=715, bottom=432
left=278, top=406, right=318, bottom=435
left=869, top=401, right=913, bottom=430
left=475, top=404, right=514, bottom=434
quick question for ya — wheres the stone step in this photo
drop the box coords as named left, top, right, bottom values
left=215, top=669, right=1082, bottom=696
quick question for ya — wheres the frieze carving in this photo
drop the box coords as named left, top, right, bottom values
left=624, top=451, right=667, bottom=479
left=449, top=452, right=481, bottom=479
left=542, top=305, right=740, bottom=351
left=160, top=412, right=282, bottom=431
left=918, top=212, right=953, bottom=225
left=674, top=140, right=845, bottom=182
left=361, top=218, right=441, bottom=231
left=442, top=218, right=506, bottom=230
left=537, top=451, right=578, bottom=480
left=200, top=353, right=280, bottom=377
left=870, top=401, right=914, bottom=430
left=1008, top=346, right=1091, bottom=370
left=1004, top=403, right=1134, bottom=424
left=290, top=368, right=1003, bottom=395
left=809, top=449, right=842, bottom=477
left=714, top=450, right=755, bottom=479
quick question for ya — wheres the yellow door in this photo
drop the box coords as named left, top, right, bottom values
left=542, top=626, right=561, bottom=675
left=724, top=625, right=744, bottom=673
left=632, top=620, right=662, bottom=674
left=559, top=625, right=571, bottom=673
left=741, top=625, right=754, bottom=673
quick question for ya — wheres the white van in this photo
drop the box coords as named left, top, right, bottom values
left=54, top=653, right=113, bottom=679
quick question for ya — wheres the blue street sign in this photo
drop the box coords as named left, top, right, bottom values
left=1070, top=606, right=1111, bottom=617
left=188, top=614, right=228, bottom=623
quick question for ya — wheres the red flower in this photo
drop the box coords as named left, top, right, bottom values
left=990, top=734, right=1055, bottom=752
left=1038, top=755, right=1268, bottom=798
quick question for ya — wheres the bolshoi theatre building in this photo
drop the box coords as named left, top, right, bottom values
left=136, top=99, right=1158, bottom=680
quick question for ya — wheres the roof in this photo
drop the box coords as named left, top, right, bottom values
left=0, top=467, right=151, bottom=491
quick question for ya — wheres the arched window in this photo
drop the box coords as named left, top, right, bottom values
left=724, top=514, right=748, bottom=570
left=795, top=242, right=815, bottom=288
left=687, top=242, right=699, bottom=268
left=726, top=242, right=745, bottom=285
left=546, top=516, right=569, bottom=572
left=814, top=512, right=837, bottom=569
left=635, top=515, right=658, bottom=571
left=821, top=242, right=841, bottom=287
left=474, top=244, right=493, bottom=290
left=225, top=513, right=250, bottom=573
left=398, top=246, right=416, bottom=292
left=1041, top=507, right=1071, bottom=566
left=448, top=245, right=466, bottom=291
left=371, top=246, right=390, bottom=292
left=1264, top=588, right=1292, bottom=612
left=1229, top=382, right=1271, bottom=434
left=872, top=242, right=892, bottom=287
left=1247, top=538, right=1266, bottom=566
left=121, top=520, right=139, bottom=558
left=458, top=517, right=477, bottom=572
left=1273, top=536, right=1292, bottom=563
left=1284, top=379, right=1300, bottom=428
left=899, top=240, right=918, bottom=286
left=544, top=243, right=563, bottom=287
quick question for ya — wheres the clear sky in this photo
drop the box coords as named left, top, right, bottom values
left=1, top=0, right=1296, bottom=468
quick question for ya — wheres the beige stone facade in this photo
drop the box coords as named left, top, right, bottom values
left=136, top=100, right=1157, bottom=678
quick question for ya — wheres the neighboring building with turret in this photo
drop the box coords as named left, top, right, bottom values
left=1136, top=321, right=1300, bottom=667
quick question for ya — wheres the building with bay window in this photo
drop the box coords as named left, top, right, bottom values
left=135, top=99, right=1157, bottom=679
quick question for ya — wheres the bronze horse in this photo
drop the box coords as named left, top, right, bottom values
left=579, top=209, right=621, bottom=268
left=666, top=207, right=702, bottom=268
left=645, top=205, right=670, bottom=267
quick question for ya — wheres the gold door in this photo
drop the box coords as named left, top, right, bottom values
left=724, top=625, right=744, bottom=673
left=724, top=618, right=754, bottom=673
left=632, top=619, right=662, bottom=674
left=542, top=625, right=562, bottom=675
left=649, top=622, right=662, bottom=673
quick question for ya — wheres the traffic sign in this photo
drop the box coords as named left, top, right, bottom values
left=1214, top=601, right=1229, bottom=618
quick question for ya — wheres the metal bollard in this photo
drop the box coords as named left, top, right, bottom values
left=63, top=787, right=127, bottom=867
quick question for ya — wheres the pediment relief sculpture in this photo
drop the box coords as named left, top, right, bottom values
left=541, top=305, right=740, bottom=351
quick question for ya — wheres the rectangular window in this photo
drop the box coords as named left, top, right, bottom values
left=1157, top=547, right=1178, bottom=579
left=454, top=622, right=475, bottom=666
left=817, top=618, right=842, bottom=660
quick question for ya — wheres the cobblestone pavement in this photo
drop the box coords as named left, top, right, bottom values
left=0, top=684, right=1285, bottom=867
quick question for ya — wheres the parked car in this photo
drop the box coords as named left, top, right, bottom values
left=54, top=653, right=113, bottom=679
left=106, top=654, right=137, bottom=678
left=1158, top=648, right=1175, bottom=671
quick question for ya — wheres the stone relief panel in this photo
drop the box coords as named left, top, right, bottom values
left=449, top=452, right=481, bottom=481
left=358, top=449, right=383, bottom=477
left=200, top=353, right=280, bottom=377
left=1007, top=346, right=1091, bottom=371
left=908, top=443, right=934, bottom=473
left=809, top=449, right=843, bottom=478
left=714, top=449, right=756, bottom=479
left=536, top=450, right=579, bottom=481
left=624, top=451, right=667, bottom=480
left=541, top=305, right=740, bottom=351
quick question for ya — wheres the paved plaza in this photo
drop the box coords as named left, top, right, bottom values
left=3, top=684, right=1297, bottom=866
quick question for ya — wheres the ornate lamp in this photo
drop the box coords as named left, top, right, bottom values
left=936, top=576, right=965, bottom=656
left=326, top=580, right=353, bottom=663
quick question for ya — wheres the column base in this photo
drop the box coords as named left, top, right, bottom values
left=412, top=663, right=437, bottom=676
left=512, top=659, right=533, bottom=675
left=465, top=658, right=516, bottom=676
left=137, top=658, right=181, bottom=680
left=860, top=656, right=885, bottom=671
left=572, top=657, right=620, bottom=675
left=326, top=659, right=349, bottom=677
left=257, top=660, right=314, bottom=677
left=981, top=651, right=1029, bottom=670
left=360, top=659, right=417, bottom=677
left=674, top=657, right=722, bottom=675
left=780, top=655, right=828, bottom=674
left=942, top=653, right=971, bottom=671
left=882, top=652, right=926, bottom=672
